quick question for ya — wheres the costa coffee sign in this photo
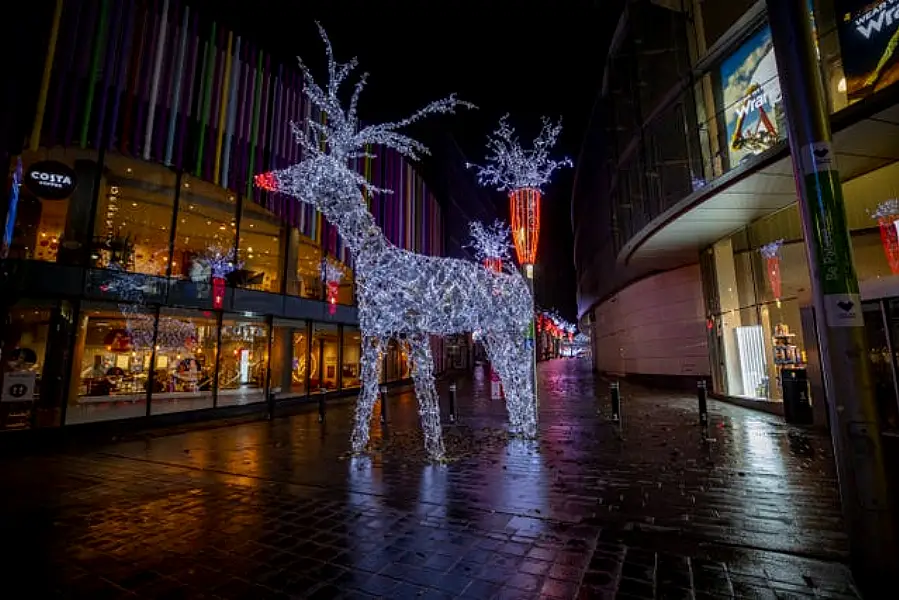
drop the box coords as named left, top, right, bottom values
left=23, top=161, right=77, bottom=200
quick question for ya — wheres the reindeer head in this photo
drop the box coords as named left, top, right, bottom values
left=255, top=23, right=474, bottom=209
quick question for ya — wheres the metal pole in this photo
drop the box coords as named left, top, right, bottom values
left=379, top=385, right=388, bottom=424
left=766, top=0, right=897, bottom=587
left=697, top=379, right=708, bottom=426
left=448, top=381, right=456, bottom=423
left=318, top=387, right=326, bottom=423
left=524, top=264, right=538, bottom=421
left=610, top=381, right=620, bottom=422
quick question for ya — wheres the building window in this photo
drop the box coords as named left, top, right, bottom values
left=172, top=175, right=237, bottom=281
left=238, top=201, right=285, bottom=293
left=0, top=304, right=51, bottom=430
left=92, top=154, right=177, bottom=275
left=218, top=315, right=269, bottom=406
left=342, top=326, right=362, bottom=389
left=7, top=148, right=95, bottom=264
left=148, top=308, right=217, bottom=415
left=271, top=319, right=309, bottom=399
left=311, top=323, right=339, bottom=391
left=66, top=301, right=156, bottom=424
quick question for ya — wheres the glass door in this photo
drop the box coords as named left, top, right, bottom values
left=864, top=300, right=899, bottom=432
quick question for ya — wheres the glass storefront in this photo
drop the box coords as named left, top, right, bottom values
left=704, top=160, right=899, bottom=429
left=0, top=149, right=416, bottom=433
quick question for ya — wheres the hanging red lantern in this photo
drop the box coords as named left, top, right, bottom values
left=509, top=188, right=541, bottom=266
left=212, top=276, right=225, bottom=309
left=483, top=257, right=503, bottom=273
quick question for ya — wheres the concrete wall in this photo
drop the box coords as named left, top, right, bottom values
left=592, top=264, right=710, bottom=379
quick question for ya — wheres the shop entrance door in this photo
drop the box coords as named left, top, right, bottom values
left=862, top=299, right=899, bottom=433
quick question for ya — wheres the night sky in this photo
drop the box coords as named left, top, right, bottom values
left=198, top=0, right=619, bottom=322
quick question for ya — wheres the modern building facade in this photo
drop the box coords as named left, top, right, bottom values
left=0, top=0, right=448, bottom=432
left=574, top=0, right=899, bottom=431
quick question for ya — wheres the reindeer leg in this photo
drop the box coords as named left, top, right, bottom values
left=409, top=335, right=445, bottom=462
left=485, top=332, right=537, bottom=439
left=351, top=336, right=383, bottom=453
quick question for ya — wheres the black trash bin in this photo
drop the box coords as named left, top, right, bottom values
left=782, top=368, right=813, bottom=425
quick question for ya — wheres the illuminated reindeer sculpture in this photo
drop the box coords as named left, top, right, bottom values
left=255, top=25, right=536, bottom=461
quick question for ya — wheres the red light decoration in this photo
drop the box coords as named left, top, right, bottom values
left=759, top=240, right=783, bottom=301
left=212, top=276, right=225, bottom=309
left=878, top=216, right=899, bottom=275
left=509, top=188, right=541, bottom=265
left=255, top=171, right=279, bottom=192
left=483, top=258, right=503, bottom=273
left=327, top=281, right=339, bottom=315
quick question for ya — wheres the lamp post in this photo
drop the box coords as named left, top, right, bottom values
left=468, top=115, right=571, bottom=425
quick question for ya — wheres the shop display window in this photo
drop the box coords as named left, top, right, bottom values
left=271, top=319, right=309, bottom=399
left=92, top=154, right=177, bottom=275
left=342, top=327, right=362, bottom=389
left=0, top=304, right=51, bottom=430
left=218, top=315, right=269, bottom=406
left=149, top=308, right=218, bottom=415
left=66, top=301, right=156, bottom=424
left=311, top=323, right=339, bottom=391
left=7, top=148, right=95, bottom=264
left=171, top=175, right=237, bottom=281
left=238, top=201, right=285, bottom=293
left=292, top=237, right=324, bottom=300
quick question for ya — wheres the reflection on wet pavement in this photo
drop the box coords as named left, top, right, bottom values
left=0, top=359, right=859, bottom=599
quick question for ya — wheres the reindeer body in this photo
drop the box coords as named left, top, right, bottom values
left=268, top=160, right=536, bottom=460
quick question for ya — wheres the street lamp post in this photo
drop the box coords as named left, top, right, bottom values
left=468, top=115, right=571, bottom=427
left=510, top=187, right=541, bottom=416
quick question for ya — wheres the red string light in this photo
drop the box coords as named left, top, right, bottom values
left=509, top=188, right=541, bottom=265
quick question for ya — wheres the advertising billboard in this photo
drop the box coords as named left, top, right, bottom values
left=836, top=0, right=899, bottom=101
left=719, top=26, right=786, bottom=168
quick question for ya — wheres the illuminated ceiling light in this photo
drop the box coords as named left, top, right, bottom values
left=837, top=77, right=847, bottom=93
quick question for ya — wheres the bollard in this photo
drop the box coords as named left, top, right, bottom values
left=448, top=381, right=457, bottom=423
left=380, top=385, right=388, bottom=424
left=610, top=381, right=621, bottom=422
left=697, top=380, right=708, bottom=426
left=318, top=387, right=326, bottom=423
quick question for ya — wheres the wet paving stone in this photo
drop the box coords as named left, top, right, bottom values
left=0, top=360, right=860, bottom=599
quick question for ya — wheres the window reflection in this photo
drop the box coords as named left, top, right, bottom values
left=8, top=148, right=94, bottom=264
left=291, top=237, right=323, bottom=300
left=92, top=154, right=176, bottom=275
left=218, top=315, right=268, bottom=406
left=311, top=323, right=339, bottom=391
left=342, top=326, right=361, bottom=389
left=66, top=302, right=155, bottom=424
left=238, top=201, right=284, bottom=293
left=0, top=304, right=50, bottom=430
left=271, top=319, right=309, bottom=398
left=149, top=308, right=217, bottom=415
left=172, top=175, right=237, bottom=280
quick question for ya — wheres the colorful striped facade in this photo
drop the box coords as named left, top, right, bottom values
left=30, top=0, right=445, bottom=264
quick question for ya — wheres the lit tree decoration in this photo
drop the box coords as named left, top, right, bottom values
left=321, top=257, right=345, bottom=314
left=190, top=245, right=243, bottom=309
left=871, top=199, right=899, bottom=275
left=255, top=24, right=536, bottom=461
left=467, top=219, right=513, bottom=273
left=467, top=115, right=572, bottom=192
left=467, top=115, right=571, bottom=267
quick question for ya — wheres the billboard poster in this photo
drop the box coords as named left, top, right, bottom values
left=836, top=0, right=899, bottom=101
left=719, top=26, right=786, bottom=168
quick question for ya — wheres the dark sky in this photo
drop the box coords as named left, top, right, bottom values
left=205, top=0, right=619, bottom=321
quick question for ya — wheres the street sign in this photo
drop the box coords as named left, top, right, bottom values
left=1, top=371, right=36, bottom=403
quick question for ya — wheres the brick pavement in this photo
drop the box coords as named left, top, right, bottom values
left=0, top=359, right=860, bottom=599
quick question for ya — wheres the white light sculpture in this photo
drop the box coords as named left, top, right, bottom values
left=255, top=24, right=536, bottom=461
left=467, top=220, right=513, bottom=269
left=466, top=114, right=572, bottom=193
